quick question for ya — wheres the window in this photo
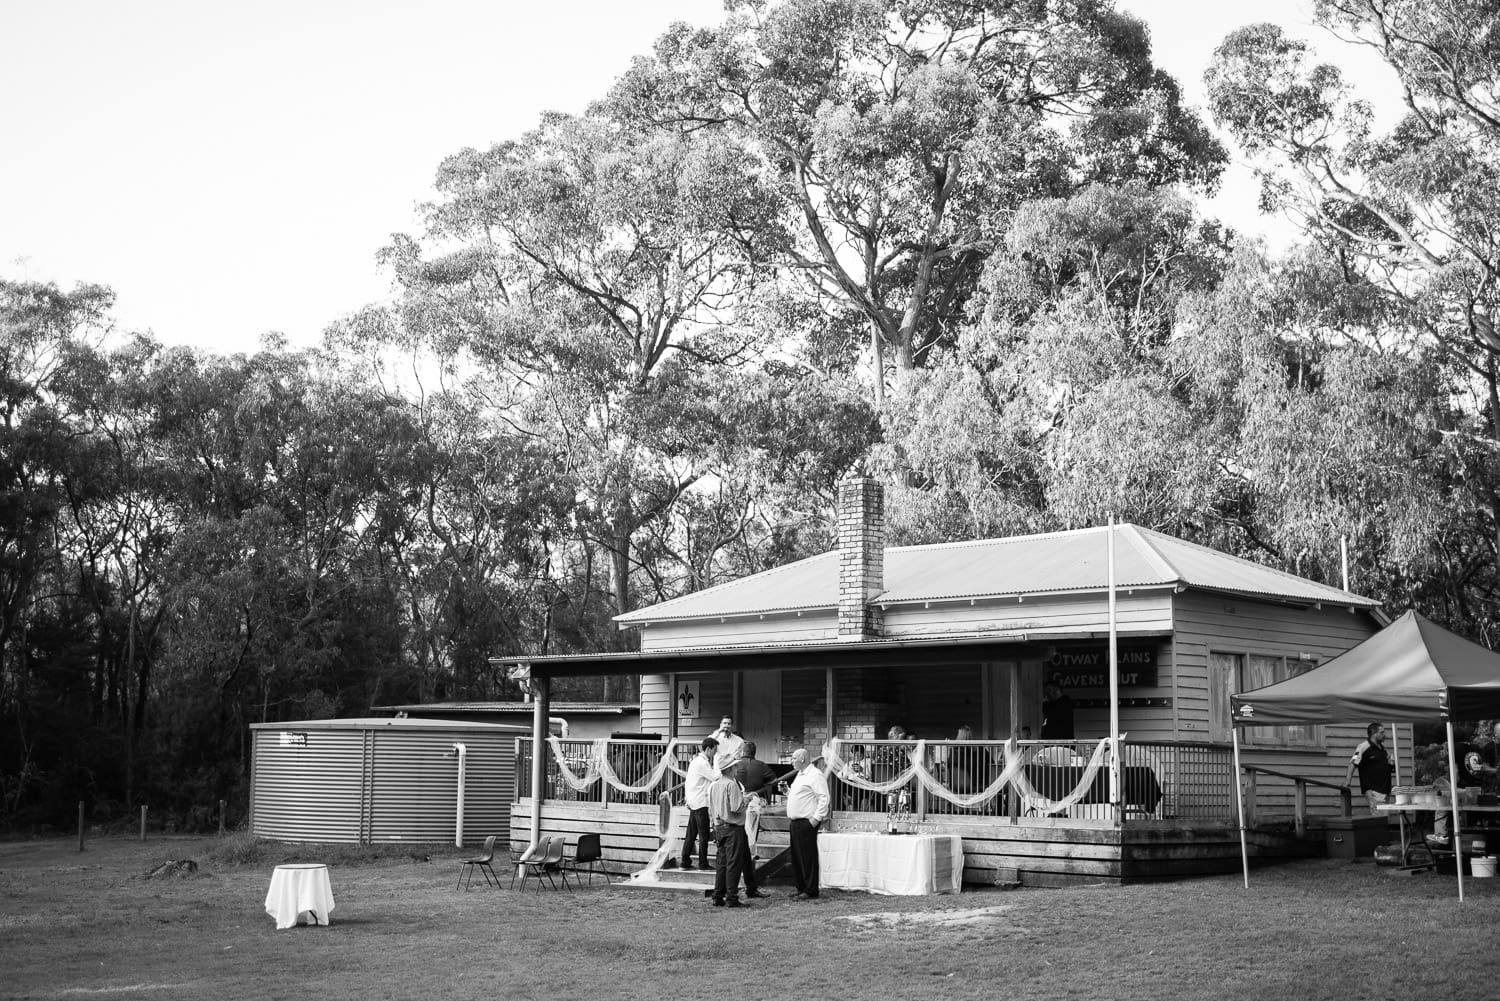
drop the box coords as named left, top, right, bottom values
left=1213, top=650, right=1322, bottom=748
left=1207, top=652, right=1238, bottom=743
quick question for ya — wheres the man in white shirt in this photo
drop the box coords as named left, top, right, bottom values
left=680, top=737, right=719, bottom=871
left=711, top=716, right=744, bottom=770
left=784, top=747, right=831, bottom=899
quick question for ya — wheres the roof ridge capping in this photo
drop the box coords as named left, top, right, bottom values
left=887, top=523, right=1110, bottom=554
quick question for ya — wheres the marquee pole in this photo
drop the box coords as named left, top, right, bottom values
left=1446, top=719, right=1465, bottom=902
left=1389, top=720, right=1405, bottom=861
left=1233, top=725, right=1249, bottom=888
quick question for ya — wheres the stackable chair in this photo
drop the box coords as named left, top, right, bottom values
left=538, top=834, right=572, bottom=891
left=457, top=835, right=499, bottom=890
left=516, top=835, right=568, bottom=892
left=511, top=836, right=550, bottom=890
left=566, top=832, right=605, bottom=885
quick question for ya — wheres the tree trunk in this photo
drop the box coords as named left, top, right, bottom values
left=1488, top=355, right=1500, bottom=566
left=608, top=526, right=632, bottom=618
left=124, top=595, right=137, bottom=810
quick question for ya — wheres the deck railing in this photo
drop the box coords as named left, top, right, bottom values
left=842, top=739, right=1234, bottom=821
left=1241, top=765, right=1354, bottom=834
left=515, top=737, right=1236, bottom=822
left=515, top=739, right=698, bottom=806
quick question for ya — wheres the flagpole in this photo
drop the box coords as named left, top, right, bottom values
left=1108, top=516, right=1121, bottom=824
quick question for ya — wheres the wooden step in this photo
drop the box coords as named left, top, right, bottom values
left=754, top=846, right=793, bottom=881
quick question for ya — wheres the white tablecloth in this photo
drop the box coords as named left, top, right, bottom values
left=818, top=832, right=963, bottom=895
left=265, top=863, right=335, bottom=929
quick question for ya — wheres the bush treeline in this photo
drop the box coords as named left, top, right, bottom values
left=4, top=1, right=1499, bottom=828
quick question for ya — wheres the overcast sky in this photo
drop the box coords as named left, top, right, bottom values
left=1, top=1, right=1400, bottom=355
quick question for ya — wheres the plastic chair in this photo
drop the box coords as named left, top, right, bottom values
left=512, top=836, right=550, bottom=891
left=539, top=835, right=572, bottom=892
left=567, top=833, right=604, bottom=885
left=516, top=835, right=569, bottom=892
left=457, top=835, right=498, bottom=890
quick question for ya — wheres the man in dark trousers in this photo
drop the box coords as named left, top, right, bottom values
left=680, top=736, right=718, bottom=870
left=1344, top=721, right=1394, bottom=814
left=706, top=770, right=750, bottom=907
left=784, top=747, right=830, bottom=900
left=724, top=742, right=777, bottom=898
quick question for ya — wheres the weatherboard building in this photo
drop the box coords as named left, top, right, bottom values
left=500, top=477, right=1403, bottom=886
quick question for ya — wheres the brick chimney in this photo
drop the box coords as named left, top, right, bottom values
left=837, top=475, right=884, bottom=641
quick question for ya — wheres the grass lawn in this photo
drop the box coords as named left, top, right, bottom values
left=2, top=834, right=1497, bottom=1001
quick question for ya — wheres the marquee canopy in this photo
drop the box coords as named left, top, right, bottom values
left=1230, top=609, right=1500, bottom=725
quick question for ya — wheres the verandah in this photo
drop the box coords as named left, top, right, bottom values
left=516, top=735, right=1236, bottom=823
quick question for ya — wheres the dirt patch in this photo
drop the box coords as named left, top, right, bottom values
left=143, top=859, right=200, bottom=879
left=839, top=904, right=1015, bottom=930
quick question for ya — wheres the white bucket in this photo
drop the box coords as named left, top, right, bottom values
left=1472, top=856, right=1497, bottom=878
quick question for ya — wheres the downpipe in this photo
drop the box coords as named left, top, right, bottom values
left=446, top=742, right=468, bottom=848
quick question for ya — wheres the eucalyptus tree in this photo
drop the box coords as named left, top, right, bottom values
left=1206, top=4, right=1500, bottom=348
left=382, top=106, right=784, bottom=623
left=0, top=280, right=121, bottom=821
left=142, top=344, right=413, bottom=718
left=877, top=181, right=1228, bottom=541
left=1205, top=0, right=1500, bottom=621
left=608, top=0, right=1225, bottom=406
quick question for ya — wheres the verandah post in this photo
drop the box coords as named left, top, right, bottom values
left=529, top=673, right=549, bottom=850
left=825, top=668, right=835, bottom=755
left=601, top=739, right=610, bottom=807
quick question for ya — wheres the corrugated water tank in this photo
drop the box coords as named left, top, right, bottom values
left=249, top=717, right=528, bottom=846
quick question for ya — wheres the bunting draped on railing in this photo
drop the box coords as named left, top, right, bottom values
left=545, top=736, right=692, bottom=794
left=822, top=737, right=1116, bottom=813
left=1004, top=738, right=1114, bottom=815
left=544, top=735, right=1123, bottom=815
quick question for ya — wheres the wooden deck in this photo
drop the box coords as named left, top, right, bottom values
left=508, top=798, right=1324, bottom=888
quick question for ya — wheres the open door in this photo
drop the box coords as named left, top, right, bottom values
left=738, top=670, right=781, bottom=759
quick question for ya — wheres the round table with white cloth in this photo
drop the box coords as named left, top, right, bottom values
left=265, top=863, right=335, bottom=929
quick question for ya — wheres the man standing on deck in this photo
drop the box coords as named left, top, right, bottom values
left=681, top=737, right=719, bottom=871
left=784, top=747, right=830, bottom=900
left=711, top=716, right=744, bottom=771
left=726, top=741, right=779, bottom=800
left=1041, top=682, right=1074, bottom=740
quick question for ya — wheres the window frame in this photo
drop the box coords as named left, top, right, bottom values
left=1212, top=649, right=1324, bottom=749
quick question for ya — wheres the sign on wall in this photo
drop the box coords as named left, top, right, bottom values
left=1045, top=643, right=1160, bottom=689
left=676, top=680, right=700, bottom=720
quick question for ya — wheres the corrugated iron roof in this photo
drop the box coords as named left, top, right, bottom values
left=247, top=717, right=530, bottom=732
left=616, top=523, right=1379, bottom=625
left=616, top=550, right=841, bottom=622
left=371, top=701, right=637, bottom=715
